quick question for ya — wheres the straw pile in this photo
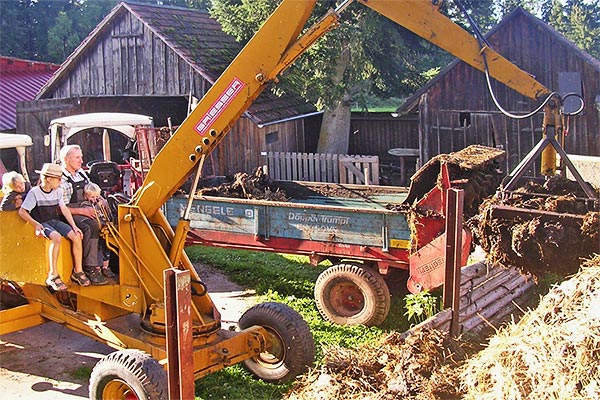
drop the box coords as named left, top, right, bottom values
left=286, top=329, right=478, bottom=400
left=461, top=254, right=600, bottom=399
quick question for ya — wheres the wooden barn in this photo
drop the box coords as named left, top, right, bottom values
left=395, top=7, right=600, bottom=175
left=16, top=1, right=318, bottom=174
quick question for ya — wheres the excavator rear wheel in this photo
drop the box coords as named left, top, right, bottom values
left=89, top=349, right=168, bottom=400
left=314, top=263, right=390, bottom=326
left=238, top=302, right=315, bottom=384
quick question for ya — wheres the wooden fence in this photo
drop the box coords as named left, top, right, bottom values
left=261, top=151, right=379, bottom=185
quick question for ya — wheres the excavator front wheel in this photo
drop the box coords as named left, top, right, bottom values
left=238, top=302, right=315, bottom=384
left=89, top=349, right=168, bottom=400
left=314, top=263, right=391, bottom=326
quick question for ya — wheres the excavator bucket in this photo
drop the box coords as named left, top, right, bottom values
left=469, top=176, right=600, bottom=278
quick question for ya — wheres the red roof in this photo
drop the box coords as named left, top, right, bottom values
left=0, top=57, right=59, bottom=130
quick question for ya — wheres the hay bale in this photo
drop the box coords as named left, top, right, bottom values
left=461, top=255, right=600, bottom=399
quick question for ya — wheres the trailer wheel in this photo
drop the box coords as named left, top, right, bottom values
left=89, top=349, right=168, bottom=400
left=315, top=263, right=390, bottom=326
left=238, top=302, right=315, bottom=384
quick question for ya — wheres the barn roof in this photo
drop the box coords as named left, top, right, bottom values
left=37, top=2, right=317, bottom=125
left=0, top=57, right=59, bottom=130
left=395, top=7, right=600, bottom=114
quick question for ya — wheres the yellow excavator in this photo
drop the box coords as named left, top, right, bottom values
left=0, top=1, right=594, bottom=398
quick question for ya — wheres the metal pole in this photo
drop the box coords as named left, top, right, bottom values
left=443, top=188, right=464, bottom=337
left=165, top=268, right=194, bottom=400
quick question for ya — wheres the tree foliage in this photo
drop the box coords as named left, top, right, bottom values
left=0, top=0, right=118, bottom=63
left=545, top=0, right=600, bottom=58
left=1, top=0, right=597, bottom=151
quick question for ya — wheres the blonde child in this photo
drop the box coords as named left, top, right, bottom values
left=1, top=171, right=31, bottom=211
left=81, top=182, right=116, bottom=279
left=19, top=163, right=90, bottom=290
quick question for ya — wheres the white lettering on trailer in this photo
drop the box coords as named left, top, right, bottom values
left=188, top=204, right=235, bottom=216
left=287, top=212, right=349, bottom=234
left=287, top=212, right=349, bottom=225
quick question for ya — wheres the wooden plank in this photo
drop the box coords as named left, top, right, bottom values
left=283, top=153, right=294, bottom=181
left=267, top=151, right=275, bottom=179
left=292, top=152, right=300, bottom=180
left=302, top=153, right=309, bottom=180
left=371, top=157, right=379, bottom=184
left=317, top=153, right=325, bottom=182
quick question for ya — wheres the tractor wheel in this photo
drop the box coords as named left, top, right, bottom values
left=89, top=349, right=168, bottom=400
left=238, top=302, right=315, bottom=384
left=314, top=263, right=390, bottom=326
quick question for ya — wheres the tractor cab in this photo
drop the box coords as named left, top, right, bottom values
left=0, top=132, right=33, bottom=183
left=46, top=113, right=154, bottom=196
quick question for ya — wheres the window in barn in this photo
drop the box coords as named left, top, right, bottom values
left=559, top=72, right=583, bottom=114
left=266, top=131, right=279, bottom=145
left=459, top=112, right=471, bottom=128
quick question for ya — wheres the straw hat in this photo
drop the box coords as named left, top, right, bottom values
left=36, top=163, right=63, bottom=178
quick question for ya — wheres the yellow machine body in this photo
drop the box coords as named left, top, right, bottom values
left=0, top=0, right=560, bottom=387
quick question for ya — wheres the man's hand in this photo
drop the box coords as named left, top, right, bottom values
left=79, top=207, right=96, bottom=218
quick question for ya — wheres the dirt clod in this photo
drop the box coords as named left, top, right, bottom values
left=285, top=328, right=480, bottom=400
left=197, top=167, right=289, bottom=201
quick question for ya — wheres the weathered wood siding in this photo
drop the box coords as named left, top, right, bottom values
left=421, top=10, right=599, bottom=171
left=17, top=8, right=307, bottom=176
left=208, top=118, right=306, bottom=176
left=48, top=12, right=205, bottom=98
left=349, top=113, right=419, bottom=165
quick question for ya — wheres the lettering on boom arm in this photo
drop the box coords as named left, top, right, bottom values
left=194, top=77, right=246, bottom=136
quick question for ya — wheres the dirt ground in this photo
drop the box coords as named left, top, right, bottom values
left=0, top=263, right=258, bottom=399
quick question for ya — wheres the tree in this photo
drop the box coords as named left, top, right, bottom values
left=0, top=0, right=32, bottom=58
left=210, top=0, right=454, bottom=153
left=47, top=11, right=80, bottom=62
left=545, top=0, right=600, bottom=59
left=0, top=0, right=117, bottom=63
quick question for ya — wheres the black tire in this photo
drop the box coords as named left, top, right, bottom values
left=314, top=263, right=390, bottom=326
left=89, top=349, right=168, bottom=400
left=238, top=302, right=315, bottom=384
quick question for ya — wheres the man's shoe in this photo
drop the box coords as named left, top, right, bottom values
left=83, top=266, right=109, bottom=285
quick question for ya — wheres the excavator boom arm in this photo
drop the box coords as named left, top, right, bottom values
left=132, top=0, right=551, bottom=217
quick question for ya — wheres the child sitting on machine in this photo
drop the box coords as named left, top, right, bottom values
left=81, top=182, right=116, bottom=279
left=19, top=163, right=90, bottom=290
left=0, top=171, right=31, bottom=211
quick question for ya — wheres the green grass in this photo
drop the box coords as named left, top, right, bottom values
left=186, top=245, right=412, bottom=400
left=70, top=366, right=92, bottom=380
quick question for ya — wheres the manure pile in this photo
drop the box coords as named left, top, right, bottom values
left=468, top=175, right=599, bottom=277
left=196, top=167, right=288, bottom=201
left=285, top=329, right=478, bottom=400
left=461, top=254, right=600, bottom=400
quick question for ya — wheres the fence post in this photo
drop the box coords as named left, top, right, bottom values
left=164, top=268, right=194, bottom=400
left=443, top=188, right=464, bottom=337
